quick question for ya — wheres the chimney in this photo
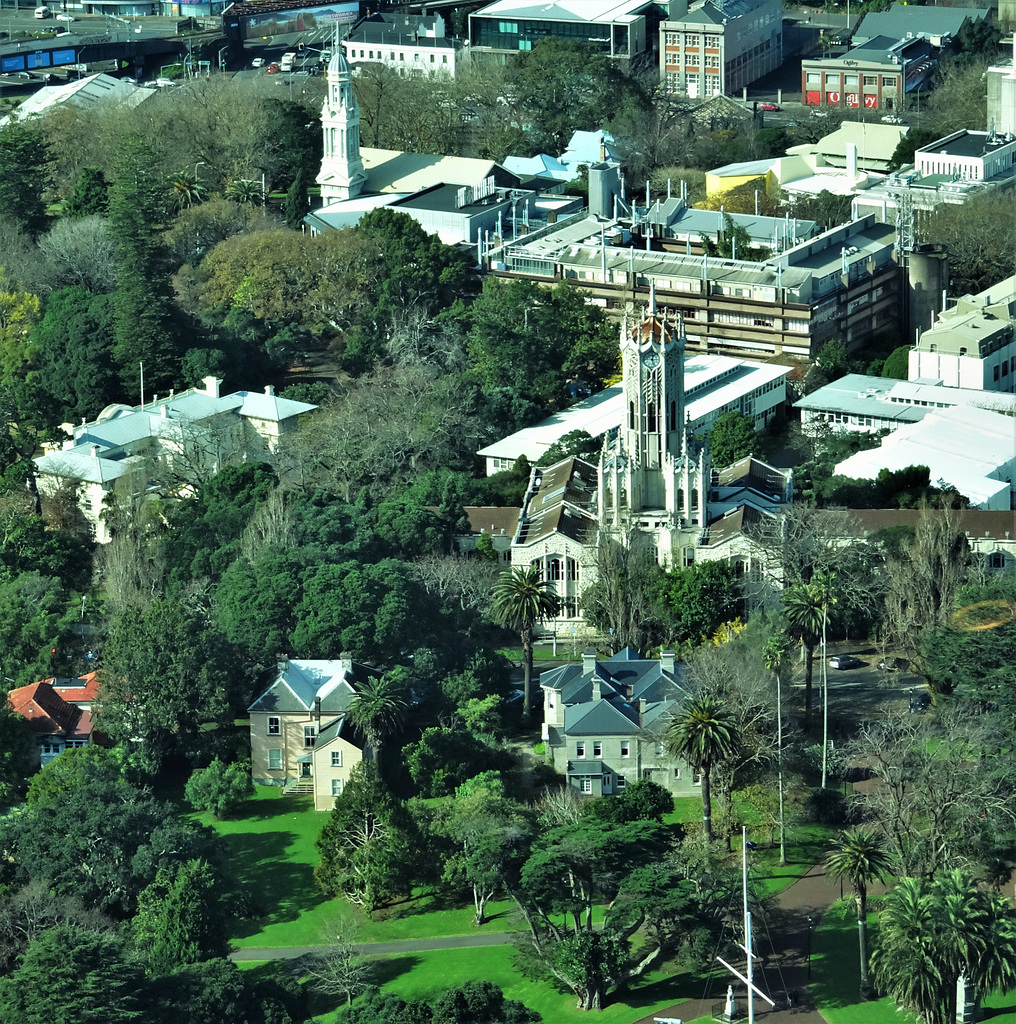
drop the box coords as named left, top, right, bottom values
left=276, top=656, right=289, bottom=675
left=582, top=649, right=597, bottom=674
left=265, top=384, right=275, bottom=397
left=314, top=695, right=322, bottom=726
left=660, top=650, right=675, bottom=674
left=90, top=445, right=100, bottom=458
left=592, top=679, right=603, bottom=701
left=202, top=375, right=222, bottom=399
left=160, top=405, right=168, bottom=419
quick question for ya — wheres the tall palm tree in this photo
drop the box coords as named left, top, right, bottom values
left=665, top=694, right=737, bottom=842
left=824, top=825, right=892, bottom=998
left=810, top=570, right=837, bottom=789
left=761, top=632, right=793, bottom=865
left=346, top=673, right=408, bottom=773
left=781, top=582, right=823, bottom=722
left=491, top=566, right=560, bottom=722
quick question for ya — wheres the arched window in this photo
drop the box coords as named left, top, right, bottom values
left=628, top=401, right=635, bottom=429
left=549, top=558, right=563, bottom=581
left=669, top=400, right=677, bottom=430
left=691, top=487, right=699, bottom=508
left=647, top=402, right=657, bottom=433
left=678, top=488, right=685, bottom=507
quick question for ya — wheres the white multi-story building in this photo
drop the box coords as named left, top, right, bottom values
left=915, top=130, right=1016, bottom=182
left=660, top=0, right=782, bottom=99
left=341, top=13, right=461, bottom=78
left=911, top=275, right=1016, bottom=391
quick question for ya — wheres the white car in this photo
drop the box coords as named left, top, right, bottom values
left=881, top=114, right=904, bottom=124
left=154, top=78, right=179, bottom=88
left=55, top=12, right=75, bottom=20
left=251, top=57, right=265, bottom=68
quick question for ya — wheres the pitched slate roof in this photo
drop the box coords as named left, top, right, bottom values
left=566, top=698, right=639, bottom=735
left=8, top=682, right=84, bottom=736
left=248, top=659, right=381, bottom=715
left=567, top=759, right=609, bottom=775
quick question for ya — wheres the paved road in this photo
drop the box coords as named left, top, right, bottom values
left=230, top=930, right=521, bottom=961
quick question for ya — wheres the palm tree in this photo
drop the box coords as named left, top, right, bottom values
left=824, top=826, right=892, bottom=998
left=781, top=582, right=823, bottom=722
left=665, top=694, right=737, bottom=842
left=761, top=632, right=793, bottom=865
left=872, top=871, right=1016, bottom=1024
left=346, top=673, right=408, bottom=773
left=168, top=172, right=207, bottom=209
left=491, top=566, right=560, bottom=722
left=810, top=570, right=837, bottom=789
left=224, top=177, right=264, bottom=206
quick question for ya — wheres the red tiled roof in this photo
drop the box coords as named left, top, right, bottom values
left=49, top=671, right=101, bottom=705
left=7, top=682, right=82, bottom=736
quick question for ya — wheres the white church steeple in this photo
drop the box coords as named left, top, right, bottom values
left=316, top=51, right=367, bottom=202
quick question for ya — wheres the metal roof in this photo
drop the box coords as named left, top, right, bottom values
left=472, top=0, right=652, bottom=25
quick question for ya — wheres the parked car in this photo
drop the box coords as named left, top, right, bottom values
left=829, top=654, right=862, bottom=670
left=881, top=114, right=904, bottom=124
left=251, top=57, right=265, bottom=68
left=759, top=102, right=780, bottom=111
left=266, top=62, right=281, bottom=74
left=909, top=692, right=931, bottom=714
left=154, top=78, right=179, bottom=88
left=812, top=110, right=828, bottom=118
left=55, top=12, right=75, bottom=20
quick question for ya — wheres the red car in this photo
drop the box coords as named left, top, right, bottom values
left=759, top=102, right=781, bottom=111
left=266, top=62, right=281, bottom=74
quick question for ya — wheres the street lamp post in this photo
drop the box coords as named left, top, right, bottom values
left=194, top=160, right=205, bottom=182
left=807, top=916, right=814, bottom=979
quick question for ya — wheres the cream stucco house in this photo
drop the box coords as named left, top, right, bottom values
left=248, top=658, right=380, bottom=812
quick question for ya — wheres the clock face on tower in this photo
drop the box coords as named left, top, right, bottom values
left=642, top=351, right=661, bottom=370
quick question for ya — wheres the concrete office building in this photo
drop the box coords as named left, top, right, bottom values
left=489, top=213, right=899, bottom=359
left=660, top=0, right=782, bottom=99
left=341, top=13, right=461, bottom=78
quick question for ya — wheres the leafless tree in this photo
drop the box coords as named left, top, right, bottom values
left=850, top=710, right=1016, bottom=882
left=414, top=553, right=500, bottom=614
left=293, top=923, right=375, bottom=1006
left=33, top=216, right=119, bottom=294
left=239, top=486, right=296, bottom=562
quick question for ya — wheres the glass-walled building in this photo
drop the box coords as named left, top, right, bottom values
left=469, top=0, right=655, bottom=59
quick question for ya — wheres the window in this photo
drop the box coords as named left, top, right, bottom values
left=616, top=776, right=627, bottom=790
left=304, top=725, right=317, bottom=748
left=988, top=552, right=1006, bottom=569
left=549, top=557, right=563, bottom=581
left=673, top=767, right=681, bottom=779
left=41, top=741, right=60, bottom=755
left=654, top=741, right=665, bottom=756
left=267, top=716, right=280, bottom=735
left=331, top=779, right=344, bottom=796
left=576, top=742, right=585, bottom=757
left=994, top=365, right=1001, bottom=381
left=621, top=741, right=630, bottom=757
left=268, top=748, right=283, bottom=770
left=1003, top=359, right=1010, bottom=376
left=331, top=750, right=342, bottom=767
left=442, top=55, right=448, bottom=64
left=593, top=741, right=602, bottom=758
left=705, top=34, right=719, bottom=47
left=580, top=778, right=593, bottom=794
left=863, top=75, right=877, bottom=86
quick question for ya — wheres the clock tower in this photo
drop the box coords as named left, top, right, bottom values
left=316, top=51, right=367, bottom=202
left=598, top=286, right=709, bottom=562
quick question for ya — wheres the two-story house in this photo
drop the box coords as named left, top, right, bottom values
left=248, top=657, right=380, bottom=811
left=540, top=648, right=696, bottom=798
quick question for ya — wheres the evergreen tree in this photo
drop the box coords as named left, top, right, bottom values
left=284, top=168, right=310, bottom=229
left=132, top=860, right=227, bottom=975
left=106, top=133, right=178, bottom=390
left=0, top=119, right=50, bottom=235
left=63, top=167, right=110, bottom=218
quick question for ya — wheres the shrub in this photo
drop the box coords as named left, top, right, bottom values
left=184, top=758, right=253, bottom=819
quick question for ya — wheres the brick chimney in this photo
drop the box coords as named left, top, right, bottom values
left=582, top=650, right=597, bottom=675
left=660, top=650, right=675, bottom=674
